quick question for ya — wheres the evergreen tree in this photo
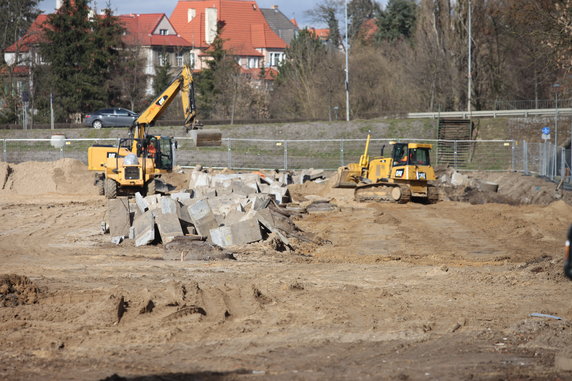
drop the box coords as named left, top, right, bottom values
left=326, top=7, right=342, bottom=47
left=153, top=56, right=172, bottom=98
left=40, top=0, right=124, bottom=120
left=376, top=0, right=417, bottom=42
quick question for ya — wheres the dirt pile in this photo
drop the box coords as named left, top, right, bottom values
left=0, top=159, right=97, bottom=195
left=0, top=274, right=40, bottom=307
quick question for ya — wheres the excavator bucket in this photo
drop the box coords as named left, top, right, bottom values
left=188, top=129, right=222, bottom=147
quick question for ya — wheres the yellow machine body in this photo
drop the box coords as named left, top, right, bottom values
left=333, top=135, right=438, bottom=203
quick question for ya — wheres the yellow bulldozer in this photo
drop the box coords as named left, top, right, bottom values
left=333, top=134, right=438, bottom=204
left=87, top=65, right=221, bottom=198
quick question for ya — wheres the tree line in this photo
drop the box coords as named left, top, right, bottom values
left=0, top=0, right=571, bottom=124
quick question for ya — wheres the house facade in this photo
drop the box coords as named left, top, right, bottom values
left=169, top=0, right=295, bottom=73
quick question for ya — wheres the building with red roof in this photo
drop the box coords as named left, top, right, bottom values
left=170, top=0, right=293, bottom=71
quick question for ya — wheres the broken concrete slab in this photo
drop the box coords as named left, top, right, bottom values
left=223, top=208, right=247, bottom=225
left=111, top=236, right=124, bottom=245
left=135, top=192, right=149, bottom=213
left=155, top=212, right=184, bottom=244
left=107, top=197, right=131, bottom=238
left=188, top=199, right=219, bottom=241
left=210, top=226, right=233, bottom=247
left=160, top=197, right=178, bottom=215
left=230, top=217, right=262, bottom=246
left=188, top=171, right=211, bottom=189
left=231, top=180, right=255, bottom=196
left=267, top=184, right=291, bottom=204
left=133, top=210, right=155, bottom=247
left=170, top=192, right=191, bottom=202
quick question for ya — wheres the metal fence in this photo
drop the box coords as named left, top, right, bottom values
left=1, top=137, right=570, bottom=185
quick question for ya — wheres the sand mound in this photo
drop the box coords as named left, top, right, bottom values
left=1, top=159, right=98, bottom=195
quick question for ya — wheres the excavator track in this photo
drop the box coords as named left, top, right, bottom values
left=354, top=183, right=412, bottom=203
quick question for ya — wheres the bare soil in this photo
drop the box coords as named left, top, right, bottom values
left=1, top=160, right=571, bottom=381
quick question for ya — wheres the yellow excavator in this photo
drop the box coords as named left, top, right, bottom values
left=333, top=134, right=438, bottom=203
left=87, top=64, right=221, bottom=198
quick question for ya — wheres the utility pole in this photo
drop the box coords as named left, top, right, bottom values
left=345, top=0, right=350, bottom=122
left=467, top=0, right=472, bottom=115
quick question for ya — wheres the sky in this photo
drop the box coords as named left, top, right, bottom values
left=38, top=0, right=317, bottom=27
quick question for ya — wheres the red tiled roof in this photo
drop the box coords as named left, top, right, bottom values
left=119, top=13, right=192, bottom=47
left=240, top=67, right=278, bottom=80
left=5, top=14, right=49, bottom=53
left=290, top=18, right=298, bottom=27
left=0, top=66, right=30, bottom=75
left=361, top=18, right=378, bottom=41
left=308, top=27, right=330, bottom=40
left=170, top=0, right=287, bottom=54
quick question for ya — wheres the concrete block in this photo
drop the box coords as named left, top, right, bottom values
left=194, top=186, right=216, bottom=199
left=111, top=236, right=124, bottom=245
left=170, top=192, right=191, bottom=202
left=267, top=184, right=290, bottom=204
left=307, top=168, right=325, bottom=180
left=224, top=208, right=246, bottom=225
left=134, top=210, right=155, bottom=247
left=129, top=226, right=135, bottom=240
left=160, top=197, right=178, bottom=215
left=210, top=226, right=233, bottom=247
left=135, top=192, right=149, bottom=213
left=451, top=172, right=470, bottom=187
left=230, top=217, right=262, bottom=245
left=188, top=171, right=210, bottom=189
left=155, top=212, right=184, bottom=244
left=107, top=197, right=131, bottom=238
left=144, top=194, right=161, bottom=206
left=188, top=199, right=219, bottom=241
left=231, top=180, right=255, bottom=196
left=251, top=194, right=271, bottom=210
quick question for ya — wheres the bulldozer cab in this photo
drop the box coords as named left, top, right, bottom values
left=391, top=143, right=431, bottom=167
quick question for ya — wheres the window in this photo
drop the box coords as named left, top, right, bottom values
left=176, top=53, right=184, bottom=67
left=158, top=53, right=168, bottom=66
left=159, top=29, right=168, bottom=35
left=269, top=52, right=284, bottom=67
left=189, top=52, right=196, bottom=68
left=248, top=57, right=258, bottom=69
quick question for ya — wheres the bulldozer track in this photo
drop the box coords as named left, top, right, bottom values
left=354, top=183, right=411, bottom=203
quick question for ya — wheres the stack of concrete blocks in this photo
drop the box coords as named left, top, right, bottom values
left=106, top=170, right=296, bottom=252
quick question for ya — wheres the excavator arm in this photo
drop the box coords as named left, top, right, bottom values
left=130, top=65, right=198, bottom=151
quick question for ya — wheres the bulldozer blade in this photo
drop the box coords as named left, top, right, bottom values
left=332, top=167, right=359, bottom=188
left=188, top=129, right=222, bottom=147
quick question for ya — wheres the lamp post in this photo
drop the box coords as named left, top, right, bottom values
left=344, top=0, right=350, bottom=122
left=467, top=0, right=472, bottom=115
left=552, top=83, right=561, bottom=179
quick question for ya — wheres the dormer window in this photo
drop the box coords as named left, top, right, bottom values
left=159, top=29, right=168, bottom=35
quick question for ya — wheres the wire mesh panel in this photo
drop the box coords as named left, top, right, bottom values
left=3, top=138, right=117, bottom=164
left=174, top=138, right=228, bottom=168
left=436, top=140, right=514, bottom=170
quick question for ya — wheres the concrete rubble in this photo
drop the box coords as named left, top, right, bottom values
left=103, top=168, right=333, bottom=259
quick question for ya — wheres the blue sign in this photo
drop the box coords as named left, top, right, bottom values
left=542, top=127, right=551, bottom=135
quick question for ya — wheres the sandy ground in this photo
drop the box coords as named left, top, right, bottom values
left=1, top=160, right=571, bottom=381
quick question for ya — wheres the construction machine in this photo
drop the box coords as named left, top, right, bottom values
left=87, top=64, right=221, bottom=198
left=333, top=134, right=438, bottom=203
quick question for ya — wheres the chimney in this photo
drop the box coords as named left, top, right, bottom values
left=205, top=8, right=218, bottom=44
left=273, top=5, right=278, bottom=10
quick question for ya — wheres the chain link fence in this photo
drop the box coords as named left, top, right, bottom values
left=1, top=137, right=570, bottom=186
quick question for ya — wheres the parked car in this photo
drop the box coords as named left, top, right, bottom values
left=83, top=108, right=139, bottom=129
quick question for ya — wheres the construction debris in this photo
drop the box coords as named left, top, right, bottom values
left=103, top=168, right=334, bottom=259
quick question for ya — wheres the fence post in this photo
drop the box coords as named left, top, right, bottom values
left=523, top=140, right=529, bottom=175
left=340, top=139, right=345, bottom=167
left=559, top=145, right=564, bottom=179
left=511, top=140, right=515, bottom=171
left=283, top=140, right=288, bottom=170
left=2, top=140, right=6, bottom=162
left=172, top=139, right=177, bottom=167
left=227, top=139, right=232, bottom=169
left=453, top=140, right=458, bottom=169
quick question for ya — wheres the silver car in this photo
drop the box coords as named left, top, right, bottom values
left=83, top=107, right=139, bottom=129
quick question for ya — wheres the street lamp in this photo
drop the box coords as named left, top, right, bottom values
left=552, top=83, right=561, bottom=179
left=344, top=0, right=350, bottom=122
left=467, top=0, right=472, bottom=114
